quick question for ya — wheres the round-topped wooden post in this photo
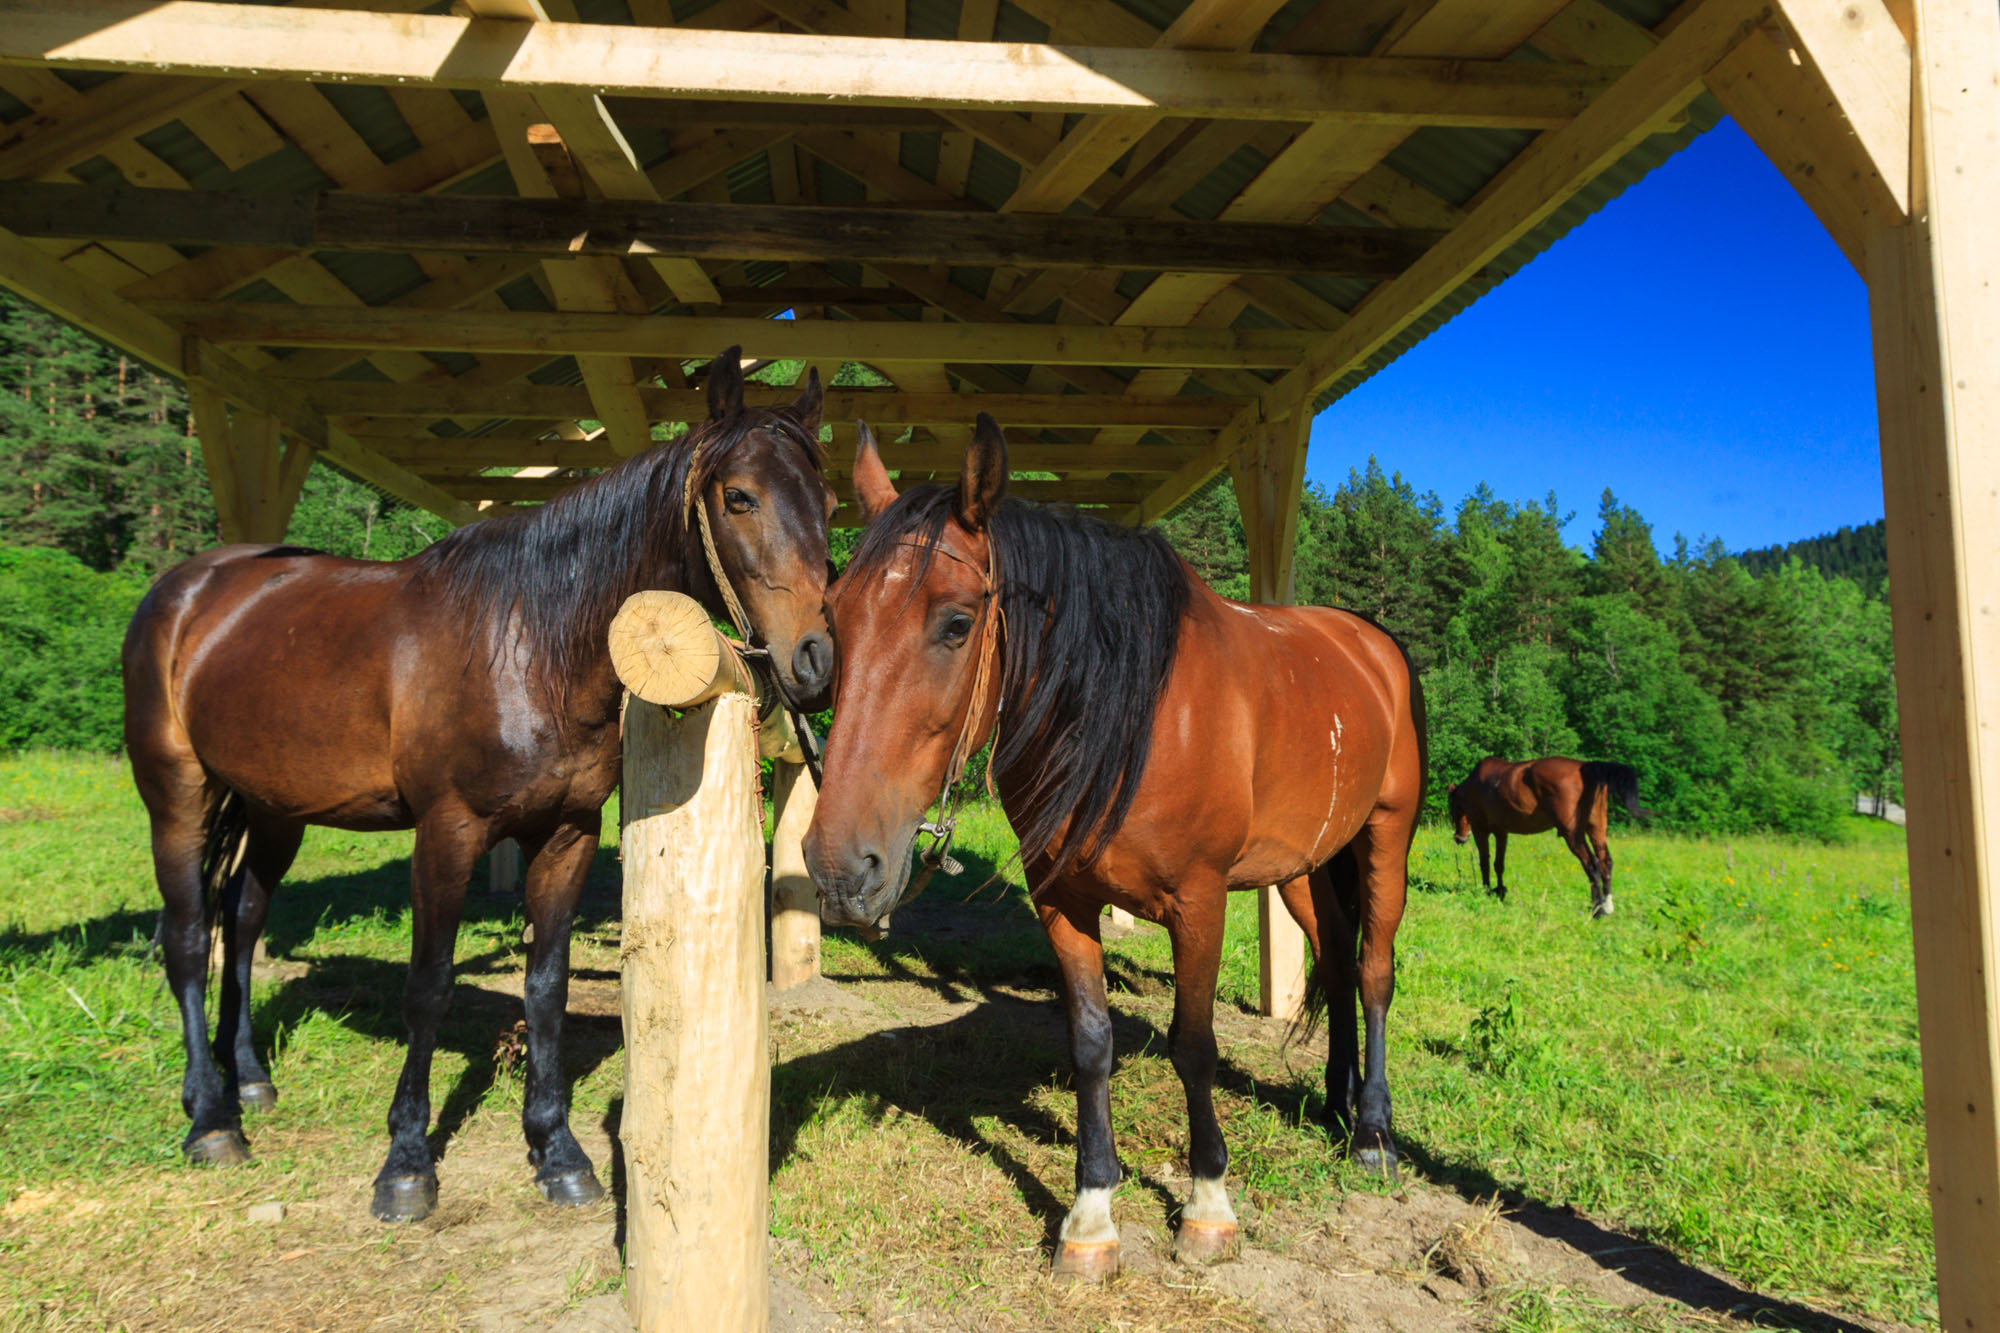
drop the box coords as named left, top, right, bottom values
left=759, top=704, right=821, bottom=991
left=610, top=590, right=768, bottom=1333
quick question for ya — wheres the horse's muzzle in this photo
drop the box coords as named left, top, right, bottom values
left=806, top=829, right=912, bottom=929
left=779, top=630, right=833, bottom=710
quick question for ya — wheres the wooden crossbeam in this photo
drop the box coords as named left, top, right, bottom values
left=436, top=472, right=1150, bottom=504
left=0, top=183, right=1449, bottom=279
left=149, top=304, right=1316, bottom=367
left=1126, top=0, right=1773, bottom=526
left=372, top=436, right=1198, bottom=473
left=312, top=383, right=1246, bottom=427
left=0, top=0, right=1621, bottom=127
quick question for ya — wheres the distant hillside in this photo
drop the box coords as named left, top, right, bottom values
left=1739, top=519, right=1887, bottom=595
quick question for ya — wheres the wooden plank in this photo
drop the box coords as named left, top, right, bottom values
left=0, top=1, right=1625, bottom=126
left=0, top=182, right=1449, bottom=278
left=374, top=435, right=1199, bottom=471
left=437, top=473, right=1151, bottom=504
left=187, top=381, right=249, bottom=543
left=149, top=303, right=1319, bottom=367
left=0, top=73, right=239, bottom=179
left=1863, top=5, right=2000, bottom=1328
left=317, top=383, right=1245, bottom=426
left=1128, top=0, right=1769, bottom=526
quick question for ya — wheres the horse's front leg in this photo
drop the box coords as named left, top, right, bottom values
left=1039, top=890, right=1121, bottom=1282
left=373, top=810, right=483, bottom=1223
left=1473, top=827, right=1497, bottom=897
left=519, top=818, right=607, bottom=1207
left=1167, top=877, right=1238, bottom=1264
left=1492, top=829, right=1510, bottom=900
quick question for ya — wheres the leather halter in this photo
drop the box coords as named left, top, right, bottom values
left=681, top=423, right=827, bottom=785
left=900, top=532, right=1004, bottom=897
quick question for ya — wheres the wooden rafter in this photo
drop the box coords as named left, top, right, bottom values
left=1126, top=0, right=1778, bottom=526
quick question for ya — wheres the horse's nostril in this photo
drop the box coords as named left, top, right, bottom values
left=794, top=632, right=831, bottom=685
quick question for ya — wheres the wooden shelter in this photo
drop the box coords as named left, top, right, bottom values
left=0, top=0, right=1993, bottom=1322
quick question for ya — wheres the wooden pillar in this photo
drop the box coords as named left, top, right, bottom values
left=768, top=758, right=822, bottom=990
left=1864, top=4, right=2000, bottom=1327
left=610, top=590, right=770, bottom=1332
left=1106, top=905, right=1136, bottom=929
left=488, top=839, right=523, bottom=896
left=187, top=381, right=315, bottom=544
left=1228, top=408, right=1313, bottom=1020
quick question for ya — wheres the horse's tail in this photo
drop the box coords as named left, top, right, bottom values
left=174, top=787, right=250, bottom=986
left=1288, top=846, right=1362, bottom=1047
left=1581, top=761, right=1652, bottom=822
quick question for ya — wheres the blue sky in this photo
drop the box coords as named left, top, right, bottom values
left=1303, top=117, right=1883, bottom=555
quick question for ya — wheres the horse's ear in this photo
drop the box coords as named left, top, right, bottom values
left=955, top=413, right=1008, bottom=532
left=706, top=345, right=745, bottom=420
left=853, top=421, right=898, bottom=524
left=788, top=365, right=824, bottom=435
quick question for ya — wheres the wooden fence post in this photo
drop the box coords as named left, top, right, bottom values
left=611, top=590, right=770, bottom=1333
left=769, top=758, right=822, bottom=990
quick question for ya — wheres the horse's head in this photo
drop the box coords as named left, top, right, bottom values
left=1447, top=782, right=1472, bottom=843
left=689, top=347, right=837, bottom=710
left=805, top=414, right=1009, bottom=928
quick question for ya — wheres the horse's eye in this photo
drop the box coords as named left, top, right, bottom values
left=724, top=487, right=757, bottom=514
left=940, top=613, right=975, bottom=645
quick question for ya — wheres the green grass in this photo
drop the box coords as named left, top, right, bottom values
left=0, top=750, right=1935, bottom=1329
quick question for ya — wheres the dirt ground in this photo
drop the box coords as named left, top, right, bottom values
left=8, top=909, right=1918, bottom=1333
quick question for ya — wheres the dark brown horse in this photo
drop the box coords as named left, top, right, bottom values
left=122, top=350, right=834, bottom=1222
left=804, top=416, right=1425, bottom=1281
left=1447, top=756, right=1651, bottom=916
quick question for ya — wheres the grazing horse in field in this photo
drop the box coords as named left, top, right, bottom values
left=1447, top=756, right=1651, bottom=917
left=122, top=350, right=835, bottom=1222
left=804, top=416, right=1426, bottom=1281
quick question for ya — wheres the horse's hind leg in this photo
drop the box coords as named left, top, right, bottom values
left=213, top=814, right=303, bottom=1112
left=1039, top=887, right=1121, bottom=1282
left=1493, top=830, right=1509, bottom=899
left=1302, top=855, right=1361, bottom=1138
left=373, top=810, right=482, bottom=1223
left=518, top=819, right=606, bottom=1208
left=1160, top=879, right=1236, bottom=1265
left=1347, top=817, right=1410, bottom=1180
left=136, top=760, right=248, bottom=1165
left=1590, top=824, right=1615, bottom=918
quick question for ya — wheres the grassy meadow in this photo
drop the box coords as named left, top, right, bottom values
left=0, top=750, right=1933, bottom=1330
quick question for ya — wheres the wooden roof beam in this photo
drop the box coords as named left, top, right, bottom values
left=1125, top=0, right=1774, bottom=527
left=150, top=304, right=1316, bottom=367
left=308, top=383, right=1249, bottom=427
left=0, top=1, right=1623, bottom=127
left=371, top=437, right=1201, bottom=472
left=439, top=473, right=1151, bottom=505
left=0, top=182, right=1449, bottom=278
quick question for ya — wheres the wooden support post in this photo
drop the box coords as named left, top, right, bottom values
left=1106, top=906, right=1136, bottom=928
left=186, top=382, right=312, bottom=544
left=769, top=760, right=822, bottom=990
left=1862, top=4, right=2000, bottom=1327
left=1229, top=408, right=1313, bottom=1020
left=612, top=588, right=770, bottom=1332
left=488, top=839, right=522, bottom=896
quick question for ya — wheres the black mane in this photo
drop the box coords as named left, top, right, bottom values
left=851, top=486, right=1192, bottom=880
left=413, top=409, right=821, bottom=688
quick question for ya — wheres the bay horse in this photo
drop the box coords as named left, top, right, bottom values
left=1447, top=756, right=1651, bottom=917
left=122, top=350, right=835, bottom=1222
left=804, top=416, right=1425, bottom=1280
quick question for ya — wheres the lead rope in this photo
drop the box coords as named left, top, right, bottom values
left=906, top=538, right=1003, bottom=902
left=684, top=449, right=826, bottom=788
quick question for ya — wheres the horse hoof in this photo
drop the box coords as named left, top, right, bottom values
left=184, top=1128, right=251, bottom=1166
left=537, top=1169, right=606, bottom=1208
left=371, top=1175, right=439, bottom=1223
left=1592, top=896, right=1615, bottom=919
left=1051, top=1240, right=1119, bottom=1283
left=1353, top=1143, right=1401, bottom=1183
left=238, top=1082, right=278, bottom=1113
left=1173, top=1219, right=1239, bottom=1266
